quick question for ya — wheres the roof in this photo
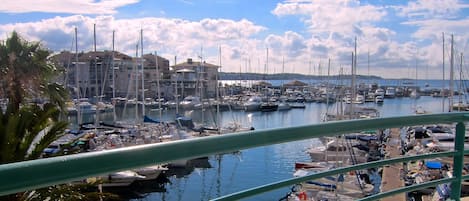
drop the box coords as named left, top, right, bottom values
left=173, top=58, right=219, bottom=68
left=52, top=50, right=133, bottom=62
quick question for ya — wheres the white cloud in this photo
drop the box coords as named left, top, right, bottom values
left=1, top=1, right=468, bottom=79
left=0, top=15, right=266, bottom=72
left=265, top=31, right=307, bottom=58
left=1, top=0, right=140, bottom=14
left=272, top=0, right=386, bottom=37
left=268, top=0, right=469, bottom=79
left=394, top=0, right=469, bottom=19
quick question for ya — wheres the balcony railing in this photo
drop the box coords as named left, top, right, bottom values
left=0, top=112, right=468, bottom=200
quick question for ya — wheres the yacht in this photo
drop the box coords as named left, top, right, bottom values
left=243, top=96, right=262, bottom=111
left=179, top=96, right=202, bottom=110
left=384, top=87, right=396, bottom=98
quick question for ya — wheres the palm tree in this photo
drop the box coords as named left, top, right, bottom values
left=0, top=31, right=69, bottom=164
left=0, top=31, right=71, bottom=201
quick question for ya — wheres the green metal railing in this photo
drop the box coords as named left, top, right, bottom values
left=0, top=112, right=468, bottom=200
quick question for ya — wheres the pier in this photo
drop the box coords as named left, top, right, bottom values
left=381, top=128, right=406, bottom=201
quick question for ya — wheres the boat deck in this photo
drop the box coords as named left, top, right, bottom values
left=381, top=128, right=406, bottom=201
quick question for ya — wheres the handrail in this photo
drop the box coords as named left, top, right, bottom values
left=0, top=112, right=468, bottom=199
left=213, top=151, right=458, bottom=201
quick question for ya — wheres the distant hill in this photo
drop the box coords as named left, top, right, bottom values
left=219, top=72, right=382, bottom=80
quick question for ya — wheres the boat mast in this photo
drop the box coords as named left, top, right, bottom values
left=308, top=60, right=312, bottom=87
left=458, top=53, right=463, bottom=111
left=112, top=30, right=116, bottom=122
left=367, top=49, right=370, bottom=83
left=175, top=56, right=179, bottom=115
left=75, top=27, right=81, bottom=125
left=93, top=24, right=99, bottom=126
left=140, top=29, right=145, bottom=118
left=326, top=58, right=331, bottom=106
left=350, top=36, right=357, bottom=119
left=282, top=56, right=285, bottom=95
left=216, top=46, right=221, bottom=133
left=199, top=46, right=204, bottom=125
left=156, top=51, right=162, bottom=120
left=135, top=43, right=139, bottom=122
left=449, top=34, right=454, bottom=112
left=442, top=32, right=445, bottom=112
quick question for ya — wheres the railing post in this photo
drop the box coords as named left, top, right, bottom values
left=451, top=122, right=465, bottom=200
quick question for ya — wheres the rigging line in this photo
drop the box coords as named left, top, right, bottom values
left=345, top=137, right=366, bottom=195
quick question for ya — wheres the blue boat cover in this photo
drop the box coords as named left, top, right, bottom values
left=425, top=161, right=442, bottom=169
left=143, top=115, right=160, bottom=123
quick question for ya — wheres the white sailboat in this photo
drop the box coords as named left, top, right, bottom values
left=278, top=57, right=291, bottom=111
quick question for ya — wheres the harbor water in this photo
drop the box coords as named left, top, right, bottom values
left=67, top=93, right=451, bottom=201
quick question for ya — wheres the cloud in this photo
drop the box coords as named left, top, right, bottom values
left=178, top=0, right=194, bottom=5
left=272, top=0, right=386, bottom=37
left=1, top=1, right=468, bottom=79
left=394, top=0, right=469, bottom=19
left=0, top=15, right=266, bottom=71
left=1, top=0, right=140, bottom=14
left=265, top=31, right=307, bottom=58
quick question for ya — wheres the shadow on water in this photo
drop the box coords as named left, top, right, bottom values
left=101, top=157, right=212, bottom=200
left=101, top=174, right=169, bottom=200
left=165, top=157, right=213, bottom=178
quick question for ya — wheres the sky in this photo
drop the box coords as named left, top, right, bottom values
left=1, top=0, right=469, bottom=79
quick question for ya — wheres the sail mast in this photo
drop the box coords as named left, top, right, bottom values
left=75, top=27, right=81, bottom=125
left=217, top=46, right=221, bottom=132
left=93, top=24, right=99, bottom=126
left=156, top=51, right=162, bottom=120
left=135, top=43, right=138, bottom=122
left=112, top=30, right=116, bottom=122
left=442, top=32, right=445, bottom=112
left=449, top=34, right=454, bottom=112
left=140, top=29, right=145, bottom=118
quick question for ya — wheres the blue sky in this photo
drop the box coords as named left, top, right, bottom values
left=1, top=0, right=469, bottom=79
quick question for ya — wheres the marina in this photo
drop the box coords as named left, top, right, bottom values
left=3, top=1, right=469, bottom=200
left=55, top=80, right=463, bottom=200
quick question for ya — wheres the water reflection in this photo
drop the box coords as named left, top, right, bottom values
left=62, top=96, right=447, bottom=200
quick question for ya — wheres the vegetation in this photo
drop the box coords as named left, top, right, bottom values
left=0, top=31, right=69, bottom=200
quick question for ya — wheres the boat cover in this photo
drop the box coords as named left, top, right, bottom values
left=425, top=161, right=442, bottom=169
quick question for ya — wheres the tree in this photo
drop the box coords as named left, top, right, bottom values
left=0, top=31, right=70, bottom=200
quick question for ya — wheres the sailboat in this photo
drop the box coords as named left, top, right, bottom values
left=278, top=57, right=292, bottom=111
left=451, top=52, right=469, bottom=111
left=259, top=48, right=278, bottom=112
left=314, top=38, right=380, bottom=167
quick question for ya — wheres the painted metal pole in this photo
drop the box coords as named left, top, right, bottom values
left=451, top=121, right=465, bottom=200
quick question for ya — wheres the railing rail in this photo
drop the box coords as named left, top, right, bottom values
left=0, top=112, right=468, bottom=200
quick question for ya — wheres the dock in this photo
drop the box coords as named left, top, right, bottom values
left=381, top=128, right=406, bottom=201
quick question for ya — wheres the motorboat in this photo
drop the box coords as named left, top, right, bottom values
left=134, top=165, right=168, bottom=180
left=179, top=96, right=202, bottom=110
left=97, top=170, right=145, bottom=187
left=260, top=101, right=278, bottom=112
left=277, top=101, right=291, bottom=111
left=352, top=94, right=365, bottom=104
left=243, top=96, right=262, bottom=111
left=385, top=87, right=396, bottom=98
left=375, top=88, right=385, bottom=97
left=375, top=95, right=384, bottom=104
